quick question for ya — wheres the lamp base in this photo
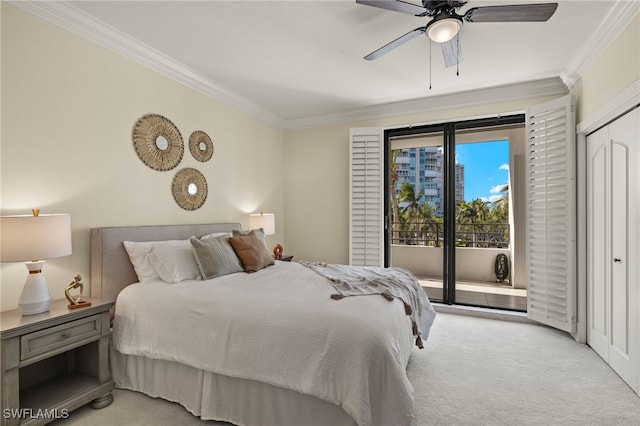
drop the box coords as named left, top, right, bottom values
left=18, top=261, right=52, bottom=315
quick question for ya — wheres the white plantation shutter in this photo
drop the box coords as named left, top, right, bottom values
left=526, top=95, right=577, bottom=333
left=349, top=128, right=384, bottom=266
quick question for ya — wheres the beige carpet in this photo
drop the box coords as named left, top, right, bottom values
left=56, top=313, right=640, bottom=426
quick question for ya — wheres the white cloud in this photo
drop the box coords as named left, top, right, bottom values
left=499, top=163, right=509, bottom=171
left=490, top=183, right=508, bottom=194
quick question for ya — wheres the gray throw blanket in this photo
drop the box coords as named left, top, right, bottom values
left=300, top=261, right=425, bottom=348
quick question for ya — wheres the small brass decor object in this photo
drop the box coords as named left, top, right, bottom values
left=65, top=275, right=92, bottom=309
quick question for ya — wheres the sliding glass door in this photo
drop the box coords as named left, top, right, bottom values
left=387, top=127, right=446, bottom=301
left=385, top=115, right=526, bottom=311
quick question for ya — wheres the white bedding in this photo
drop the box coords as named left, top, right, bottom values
left=112, top=261, right=436, bottom=426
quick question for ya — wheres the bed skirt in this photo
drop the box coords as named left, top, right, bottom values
left=110, top=346, right=357, bottom=426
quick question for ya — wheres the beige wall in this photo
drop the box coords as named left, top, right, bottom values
left=573, top=14, right=640, bottom=123
left=0, top=4, right=285, bottom=311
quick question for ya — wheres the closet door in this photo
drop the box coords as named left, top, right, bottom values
left=608, top=108, right=638, bottom=392
left=586, top=107, right=639, bottom=393
left=586, top=125, right=609, bottom=359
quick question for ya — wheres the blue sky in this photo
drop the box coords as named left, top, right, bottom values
left=456, top=140, right=509, bottom=203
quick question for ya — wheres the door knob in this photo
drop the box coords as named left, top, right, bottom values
left=613, top=258, right=622, bottom=262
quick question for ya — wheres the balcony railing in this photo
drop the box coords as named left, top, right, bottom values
left=391, top=221, right=510, bottom=248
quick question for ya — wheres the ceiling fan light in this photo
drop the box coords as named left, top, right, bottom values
left=426, top=16, right=461, bottom=43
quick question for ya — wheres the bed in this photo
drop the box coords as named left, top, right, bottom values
left=90, top=223, right=436, bottom=426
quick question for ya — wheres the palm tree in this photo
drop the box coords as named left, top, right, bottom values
left=489, top=201, right=509, bottom=223
left=398, top=183, right=423, bottom=221
left=390, top=150, right=401, bottom=244
left=418, top=203, right=440, bottom=246
left=456, top=198, right=490, bottom=247
left=398, top=182, right=423, bottom=245
left=456, top=198, right=489, bottom=224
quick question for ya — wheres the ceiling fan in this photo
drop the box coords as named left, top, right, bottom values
left=357, top=0, right=558, bottom=67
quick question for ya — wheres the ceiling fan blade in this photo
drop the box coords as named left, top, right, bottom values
left=441, top=37, right=463, bottom=68
left=356, top=0, right=428, bottom=17
left=464, top=3, right=558, bottom=23
left=365, top=27, right=426, bottom=60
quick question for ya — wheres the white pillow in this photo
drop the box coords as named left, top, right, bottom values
left=148, top=239, right=201, bottom=283
left=201, top=232, right=232, bottom=240
left=123, top=241, right=159, bottom=282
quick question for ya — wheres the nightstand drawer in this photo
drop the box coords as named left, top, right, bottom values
left=20, top=315, right=101, bottom=361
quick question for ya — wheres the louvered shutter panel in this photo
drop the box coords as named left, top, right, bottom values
left=526, top=95, right=577, bottom=333
left=349, top=128, right=383, bottom=266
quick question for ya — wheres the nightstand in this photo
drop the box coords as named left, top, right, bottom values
left=1, top=299, right=114, bottom=426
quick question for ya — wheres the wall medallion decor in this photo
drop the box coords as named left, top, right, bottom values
left=171, top=167, right=208, bottom=210
left=132, top=114, right=184, bottom=171
left=189, top=130, right=214, bottom=162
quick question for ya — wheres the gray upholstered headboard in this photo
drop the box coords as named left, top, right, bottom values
left=90, top=223, right=241, bottom=302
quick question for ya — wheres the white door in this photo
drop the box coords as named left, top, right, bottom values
left=586, top=124, right=609, bottom=359
left=586, top=106, right=639, bottom=393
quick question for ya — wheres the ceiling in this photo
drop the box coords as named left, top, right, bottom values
left=19, top=1, right=631, bottom=128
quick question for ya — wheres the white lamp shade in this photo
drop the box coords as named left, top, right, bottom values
left=249, top=213, right=275, bottom=236
left=1, top=214, right=72, bottom=262
left=426, top=16, right=461, bottom=43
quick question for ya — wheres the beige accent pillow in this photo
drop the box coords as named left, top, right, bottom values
left=228, top=232, right=274, bottom=273
left=232, top=228, right=266, bottom=246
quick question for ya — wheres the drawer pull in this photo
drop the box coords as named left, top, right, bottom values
left=61, top=331, right=71, bottom=339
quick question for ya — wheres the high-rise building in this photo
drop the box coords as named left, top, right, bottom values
left=393, top=147, right=464, bottom=217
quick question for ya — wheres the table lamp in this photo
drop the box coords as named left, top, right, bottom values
left=249, top=212, right=283, bottom=258
left=248, top=212, right=275, bottom=236
left=0, top=210, right=72, bottom=315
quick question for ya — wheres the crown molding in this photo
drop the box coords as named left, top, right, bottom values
left=10, top=0, right=288, bottom=129
left=13, top=1, right=607, bottom=132
left=561, top=1, right=640, bottom=89
left=284, top=77, right=569, bottom=130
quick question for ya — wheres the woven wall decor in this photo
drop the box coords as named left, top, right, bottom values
left=132, top=114, right=184, bottom=171
left=171, top=168, right=208, bottom=210
left=189, top=130, right=214, bottom=162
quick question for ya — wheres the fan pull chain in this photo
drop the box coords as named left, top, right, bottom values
left=456, top=34, right=460, bottom=77
left=429, top=38, right=432, bottom=90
